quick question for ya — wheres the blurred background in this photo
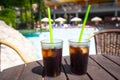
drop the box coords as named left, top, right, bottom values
left=0, top=0, right=120, bottom=30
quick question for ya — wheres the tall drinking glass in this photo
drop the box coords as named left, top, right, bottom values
left=69, top=39, right=90, bottom=75
left=41, top=39, right=63, bottom=77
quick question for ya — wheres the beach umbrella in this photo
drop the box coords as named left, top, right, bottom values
left=55, top=17, right=66, bottom=22
left=111, top=16, right=120, bottom=21
left=71, top=17, right=82, bottom=22
left=41, top=17, right=53, bottom=22
left=91, top=16, right=102, bottom=22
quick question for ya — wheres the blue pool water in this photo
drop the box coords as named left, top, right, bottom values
left=25, top=28, right=98, bottom=60
left=23, top=32, right=40, bottom=37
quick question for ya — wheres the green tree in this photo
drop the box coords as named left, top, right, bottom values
left=0, top=0, right=25, bottom=8
left=40, top=0, right=47, bottom=18
left=0, top=8, right=17, bottom=28
left=0, top=0, right=47, bottom=29
left=32, top=0, right=47, bottom=20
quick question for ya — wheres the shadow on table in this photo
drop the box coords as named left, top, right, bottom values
left=62, top=58, right=72, bottom=74
left=32, top=61, right=44, bottom=76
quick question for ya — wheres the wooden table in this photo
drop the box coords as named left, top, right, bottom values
left=0, top=55, right=120, bottom=80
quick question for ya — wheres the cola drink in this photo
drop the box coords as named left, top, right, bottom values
left=41, top=39, right=63, bottom=77
left=69, top=39, right=90, bottom=75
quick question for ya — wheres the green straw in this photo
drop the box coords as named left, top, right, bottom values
left=78, top=5, right=91, bottom=42
left=48, top=7, right=53, bottom=43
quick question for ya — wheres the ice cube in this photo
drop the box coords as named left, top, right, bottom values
left=70, top=46, right=76, bottom=54
left=47, top=50, right=54, bottom=57
left=42, top=50, right=48, bottom=58
left=81, top=47, right=89, bottom=54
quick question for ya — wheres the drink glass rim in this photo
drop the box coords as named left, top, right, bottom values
left=41, top=39, right=63, bottom=44
left=68, top=39, right=90, bottom=43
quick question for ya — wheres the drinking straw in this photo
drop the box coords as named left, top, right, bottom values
left=85, top=34, right=94, bottom=40
left=48, top=7, right=53, bottom=43
left=78, top=5, right=91, bottom=42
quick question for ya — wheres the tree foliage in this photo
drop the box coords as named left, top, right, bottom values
left=0, top=0, right=47, bottom=28
left=32, top=0, right=47, bottom=20
left=0, top=0, right=47, bottom=18
left=0, top=8, right=17, bottom=28
left=40, top=0, right=47, bottom=18
left=0, top=0, right=31, bottom=9
left=21, top=11, right=32, bottom=23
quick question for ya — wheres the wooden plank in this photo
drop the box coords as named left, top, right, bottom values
left=103, top=55, right=120, bottom=65
left=1, top=55, right=119, bottom=80
left=44, top=72, right=66, bottom=80
left=19, top=61, right=43, bottom=80
left=88, top=56, right=115, bottom=80
left=0, top=64, right=25, bottom=80
left=62, top=56, right=91, bottom=80
left=19, top=60, right=66, bottom=80
left=90, top=55, right=120, bottom=80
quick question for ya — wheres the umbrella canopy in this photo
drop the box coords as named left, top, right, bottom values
left=71, top=17, right=82, bottom=21
left=111, top=16, right=120, bottom=21
left=55, top=17, right=66, bottom=22
left=41, top=17, right=53, bottom=22
left=91, top=16, right=102, bottom=22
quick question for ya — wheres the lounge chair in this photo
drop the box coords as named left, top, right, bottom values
left=0, top=39, right=29, bottom=64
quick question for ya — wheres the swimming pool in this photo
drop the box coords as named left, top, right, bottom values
left=26, top=28, right=98, bottom=60
left=22, top=32, right=40, bottom=37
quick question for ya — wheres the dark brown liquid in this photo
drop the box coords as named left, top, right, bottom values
left=70, top=46, right=89, bottom=75
left=42, top=48, right=62, bottom=77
